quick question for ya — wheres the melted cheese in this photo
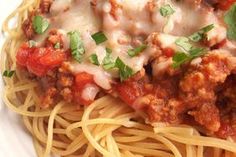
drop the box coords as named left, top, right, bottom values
left=44, top=0, right=228, bottom=89
left=81, top=84, right=100, bottom=101
left=68, top=63, right=112, bottom=90
left=50, top=0, right=100, bottom=32
left=98, top=0, right=225, bottom=36
left=50, top=0, right=113, bottom=89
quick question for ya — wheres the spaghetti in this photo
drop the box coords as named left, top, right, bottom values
left=1, top=0, right=236, bottom=157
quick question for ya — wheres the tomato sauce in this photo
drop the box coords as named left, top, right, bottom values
left=16, top=44, right=67, bottom=76
left=73, top=72, right=96, bottom=105
left=217, top=0, right=236, bottom=10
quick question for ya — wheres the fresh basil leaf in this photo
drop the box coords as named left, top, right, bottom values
left=102, top=48, right=116, bottom=70
left=128, top=44, right=147, bottom=57
left=71, top=50, right=82, bottom=62
left=224, top=4, right=236, bottom=40
left=89, top=54, right=100, bottom=66
left=115, top=57, right=134, bottom=81
left=172, top=48, right=206, bottom=68
left=91, top=31, right=108, bottom=45
left=172, top=52, right=189, bottom=62
left=54, top=42, right=60, bottom=49
left=201, top=24, right=215, bottom=33
left=189, top=24, right=214, bottom=42
left=3, top=70, right=15, bottom=78
left=160, top=4, right=175, bottom=17
left=103, top=63, right=116, bottom=70
left=68, top=31, right=85, bottom=62
left=188, top=33, right=202, bottom=42
left=172, top=52, right=189, bottom=68
left=175, top=37, right=193, bottom=51
left=189, top=48, right=205, bottom=58
left=105, top=47, right=112, bottom=54
left=68, top=31, right=80, bottom=50
left=33, top=15, right=50, bottom=34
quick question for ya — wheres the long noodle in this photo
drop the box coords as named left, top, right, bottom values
left=1, top=0, right=236, bottom=157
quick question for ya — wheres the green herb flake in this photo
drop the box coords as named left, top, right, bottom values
left=28, top=40, right=36, bottom=48
left=115, top=57, right=134, bottom=81
left=175, top=37, right=193, bottom=51
left=172, top=52, right=189, bottom=68
left=160, top=4, right=175, bottom=17
left=3, top=70, right=15, bottom=78
left=101, top=48, right=134, bottom=81
left=103, top=62, right=116, bottom=70
left=33, top=15, right=50, bottom=34
left=91, top=31, right=108, bottom=45
left=189, top=24, right=214, bottom=42
left=68, top=31, right=85, bottom=62
left=128, top=44, right=147, bottom=57
left=89, top=54, right=100, bottom=66
left=54, top=42, right=60, bottom=49
left=224, top=4, right=236, bottom=40
left=172, top=48, right=205, bottom=68
left=189, top=48, right=206, bottom=57
left=102, top=48, right=116, bottom=70
left=105, top=47, right=112, bottom=54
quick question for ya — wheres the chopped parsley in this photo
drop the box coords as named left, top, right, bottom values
left=54, top=42, right=60, bottom=49
left=189, top=47, right=205, bottom=58
left=115, top=57, right=134, bottom=81
left=224, top=4, right=236, bottom=40
left=3, top=70, right=15, bottom=78
left=172, top=48, right=205, bottom=68
left=28, top=40, right=36, bottom=48
left=172, top=52, right=189, bottom=68
left=175, top=37, right=193, bottom=51
left=128, top=44, right=147, bottom=57
left=68, top=31, right=85, bottom=62
left=160, top=4, right=175, bottom=17
left=102, top=48, right=116, bottom=70
left=105, top=47, right=112, bottom=54
left=99, top=48, right=135, bottom=81
left=189, top=24, right=214, bottom=42
left=91, top=31, right=108, bottom=45
left=89, top=54, right=100, bottom=66
left=33, top=15, right=50, bottom=34
left=174, top=34, right=207, bottom=68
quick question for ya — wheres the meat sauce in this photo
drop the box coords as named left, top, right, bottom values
left=117, top=52, right=236, bottom=138
left=17, top=0, right=236, bottom=139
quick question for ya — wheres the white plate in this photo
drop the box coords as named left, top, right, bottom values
left=0, top=1, right=37, bottom=157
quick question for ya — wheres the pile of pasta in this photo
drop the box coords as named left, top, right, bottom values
left=1, top=0, right=236, bottom=157
left=3, top=85, right=236, bottom=157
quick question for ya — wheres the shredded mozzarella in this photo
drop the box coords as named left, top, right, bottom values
left=81, top=84, right=100, bottom=101
left=38, top=0, right=230, bottom=88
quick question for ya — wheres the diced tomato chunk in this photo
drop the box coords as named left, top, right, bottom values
left=73, top=72, right=96, bottom=105
left=116, top=80, right=145, bottom=105
left=16, top=43, right=67, bottom=76
left=211, top=39, right=227, bottom=50
left=40, top=49, right=66, bottom=67
left=27, top=59, right=47, bottom=76
left=16, top=43, right=34, bottom=66
left=27, top=47, right=66, bottom=76
left=26, top=48, right=47, bottom=76
left=162, top=47, right=174, bottom=58
left=75, top=72, right=94, bottom=89
left=217, top=0, right=236, bottom=10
